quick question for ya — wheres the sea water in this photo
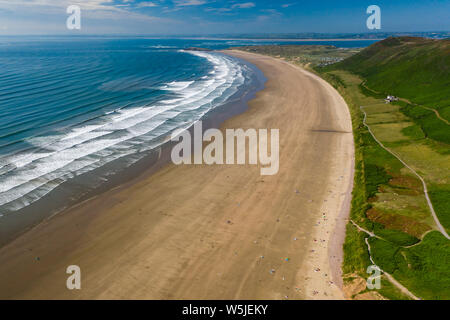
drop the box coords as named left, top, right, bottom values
left=0, top=36, right=376, bottom=243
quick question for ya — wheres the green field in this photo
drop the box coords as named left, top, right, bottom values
left=369, top=232, right=450, bottom=300
left=234, top=45, right=360, bottom=67
left=319, top=69, right=449, bottom=300
left=328, top=37, right=450, bottom=116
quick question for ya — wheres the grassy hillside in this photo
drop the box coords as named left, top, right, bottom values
left=326, top=37, right=450, bottom=115
left=318, top=38, right=450, bottom=299
left=319, top=69, right=448, bottom=300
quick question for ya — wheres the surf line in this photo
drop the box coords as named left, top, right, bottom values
left=170, top=121, right=279, bottom=176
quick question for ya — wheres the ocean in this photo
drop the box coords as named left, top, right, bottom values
left=0, top=37, right=377, bottom=244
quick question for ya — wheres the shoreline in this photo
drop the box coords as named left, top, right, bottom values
left=179, top=37, right=382, bottom=42
left=281, top=62, right=355, bottom=293
left=0, top=50, right=354, bottom=299
left=0, top=52, right=265, bottom=248
left=253, top=55, right=354, bottom=298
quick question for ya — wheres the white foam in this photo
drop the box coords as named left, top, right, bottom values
left=0, top=52, right=252, bottom=211
left=163, top=81, right=195, bottom=92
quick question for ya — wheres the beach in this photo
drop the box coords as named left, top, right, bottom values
left=0, top=50, right=354, bottom=299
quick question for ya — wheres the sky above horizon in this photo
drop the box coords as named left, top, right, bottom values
left=0, top=0, right=449, bottom=35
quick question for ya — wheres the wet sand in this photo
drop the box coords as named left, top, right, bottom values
left=0, top=50, right=354, bottom=300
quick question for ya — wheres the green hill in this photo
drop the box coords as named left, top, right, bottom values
left=326, top=37, right=450, bottom=117
left=314, top=38, right=450, bottom=299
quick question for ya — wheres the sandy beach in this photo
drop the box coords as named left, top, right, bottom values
left=0, top=50, right=354, bottom=300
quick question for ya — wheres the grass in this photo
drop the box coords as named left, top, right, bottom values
left=342, top=224, right=371, bottom=275
left=366, top=112, right=410, bottom=125
left=377, top=276, right=414, bottom=300
left=372, top=190, right=432, bottom=222
left=399, top=102, right=450, bottom=144
left=324, top=36, right=450, bottom=144
left=316, top=70, right=431, bottom=270
left=325, top=37, right=450, bottom=115
left=370, top=122, right=414, bottom=143
left=343, top=64, right=450, bottom=233
left=372, top=223, right=420, bottom=246
left=367, top=208, right=431, bottom=238
left=401, top=125, right=426, bottom=140
left=428, top=185, right=450, bottom=233
left=316, top=69, right=448, bottom=299
left=319, top=39, right=450, bottom=299
left=369, top=231, right=450, bottom=300
left=368, top=237, right=400, bottom=274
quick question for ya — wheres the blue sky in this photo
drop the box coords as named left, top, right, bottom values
left=0, top=0, right=449, bottom=35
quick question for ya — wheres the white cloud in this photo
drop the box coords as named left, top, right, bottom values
left=205, top=1, right=255, bottom=15
left=257, top=8, right=282, bottom=21
left=205, top=7, right=231, bottom=13
left=174, top=0, right=207, bottom=6
left=281, top=3, right=296, bottom=8
left=260, top=8, right=281, bottom=15
left=137, top=1, right=158, bottom=8
left=0, top=0, right=117, bottom=11
left=231, top=2, right=255, bottom=9
left=0, top=0, right=179, bottom=34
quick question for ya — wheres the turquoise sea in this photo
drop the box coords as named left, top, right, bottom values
left=0, top=37, right=377, bottom=242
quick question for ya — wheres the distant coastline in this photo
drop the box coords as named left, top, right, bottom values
left=2, top=31, right=447, bottom=41
left=181, top=37, right=384, bottom=42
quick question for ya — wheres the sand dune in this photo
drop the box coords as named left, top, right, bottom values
left=0, top=50, right=354, bottom=300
